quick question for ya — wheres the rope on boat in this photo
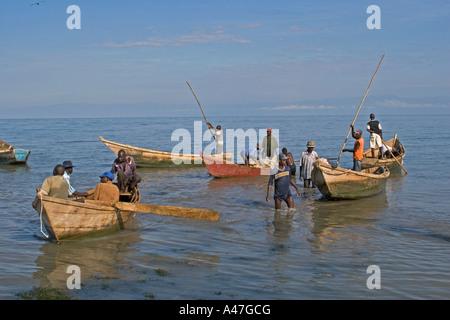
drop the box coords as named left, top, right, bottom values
left=38, top=191, right=49, bottom=239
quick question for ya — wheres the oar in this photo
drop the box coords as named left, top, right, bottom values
left=186, top=81, right=215, bottom=136
left=114, top=202, right=220, bottom=222
left=381, top=139, right=408, bottom=174
left=336, top=54, right=385, bottom=166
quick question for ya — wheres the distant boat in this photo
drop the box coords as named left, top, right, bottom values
left=201, top=152, right=274, bottom=178
left=32, top=188, right=140, bottom=242
left=362, top=135, right=405, bottom=170
left=99, top=136, right=232, bottom=168
left=0, top=139, right=30, bottom=165
left=311, top=160, right=390, bottom=200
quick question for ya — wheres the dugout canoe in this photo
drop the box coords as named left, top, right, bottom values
left=201, top=152, right=275, bottom=178
left=32, top=188, right=141, bottom=243
left=99, top=136, right=232, bottom=168
left=311, top=160, right=390, bottom=200
left=0, top=139, right=30, bottom=165
left=362, top=135, right=405, bottom=170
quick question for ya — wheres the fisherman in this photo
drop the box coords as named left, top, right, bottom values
left=111, top=149, right=141, bottom=193
left=240, top=143, right=261, bottom=166
left=299, top=141, right=319, bottom=188
left=281, top=147, right=296, bottom=176
left=366, top=113, right=383, bottom=159
left=266, top=154, right=301, bottom=209
left=343, top=125, right=364, bottom=172
left=206, top=122, right=224, bottom=155
left=86, top=171, right=120, bottom=204
left=39, top=164, right=69, bottom=199
left=261, top=128, right=279, bottom=159
left=62, top=160, right=88, bottom=198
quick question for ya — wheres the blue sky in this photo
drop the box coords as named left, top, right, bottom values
left=0, top=0, right=448, bottom=118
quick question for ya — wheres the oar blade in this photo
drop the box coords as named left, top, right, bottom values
left=114, top=202, right=220, bottom=222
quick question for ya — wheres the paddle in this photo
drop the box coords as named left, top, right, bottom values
left=114, top=202, right=220, bottom=222
left=381, top=138, right=408, bottom=174
left=186, top=80, right=216, bottom=136
left=336, top=54, right=385, bottom=166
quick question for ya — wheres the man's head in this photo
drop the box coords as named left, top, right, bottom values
left=216, top=125, right=221, bottom=130
left=355, top=129, right=363, bottom=138
left=118, top=149, right=127, bottom=163
left=63, top=160, right=74, bottom=174
left=282, top=147, right=287, bottom=154
left=99, top=171, right=115, bottom=183
left=53, top=164, right=65, bottom=176
left=370, top=113, right=375, bottom=120
left=267, top=128, right=272, bottom=136
left=279, top=153, right=287, bottom=165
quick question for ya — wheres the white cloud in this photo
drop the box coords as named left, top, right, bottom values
left=94, top=31, right=251, bottom=48
left=264, top=104, right=338, bottom=110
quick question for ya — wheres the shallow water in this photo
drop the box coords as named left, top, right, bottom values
left=0, top=114, right=449, bottom=299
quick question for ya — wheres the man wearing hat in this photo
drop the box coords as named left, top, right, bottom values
left=261, top=128, right=279, bottom=159
left=299, top=141, right=319, bottom=188
left=63, top=160, right=88, bottom=198
left=343, top=125, right=364, bottom=172
left=86, top=171, right=120, bottom=204
left=266, top=153, right=301, bottom=209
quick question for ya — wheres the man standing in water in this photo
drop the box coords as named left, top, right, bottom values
left=261, top=128, right=279, bottom=159
left=266, top=154, right=301, bottom=209
left=343, top=125, right=364, bottom=172
left=367, top=113, right=383, bottom=159
left=206, top=122, right=224, bottom=155
left=281, top=147, right=296, bottom=176
left=299, top=141, right=319, bottom=188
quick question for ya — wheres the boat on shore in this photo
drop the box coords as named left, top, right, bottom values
left=201, top=152, right=275, bottom=178
left=362, top=135, right=405, bottom=170
left=0, top=139, right=30, bottom=165
left=311, top=160, right=390, bottom=200
left=32, top=188, right=140, bottom=242
left=99, top=136, right=232, bottom=168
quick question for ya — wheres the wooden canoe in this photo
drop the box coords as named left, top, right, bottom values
left=362, top=135, right=405, bottom=169
left=99, top=136, right=232, bottom=168
left=201, top=152, right=275, bottom=178
left=311, top=160, right=390, bottom=200
left=32, top=189, right=140, bottom=242
left=0, top=139, right=30, bottom=165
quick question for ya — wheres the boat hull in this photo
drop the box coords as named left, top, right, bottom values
left=202, top=152, right=272, bottom=178
left=0, top=143, right=30, bottom=165
left=312, top=161, right=389, bottom=200
left=362, top=136, right=405, bottom=170
left=99, top=136, right=231, bottom=168
left=32, top=196, right=136, bottom=242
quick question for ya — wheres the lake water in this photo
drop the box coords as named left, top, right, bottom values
left=0, top=114, right=449, bottom=300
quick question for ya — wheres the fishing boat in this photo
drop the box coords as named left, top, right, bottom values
left=99, top=136, right=232, bottom=168
left=32, top=188, right=140, bottom=242
left=201, top=152, right=275, bottom=178
left=311, top=160, right=390, bottom=200
left=361, top=135, right=405, bottom=170
left=0, top=139, right=30, bottom=165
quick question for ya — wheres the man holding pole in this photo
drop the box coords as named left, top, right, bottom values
left=343, top=125, right=364, bottom=172
left=367, top=113, right=383, bottom=159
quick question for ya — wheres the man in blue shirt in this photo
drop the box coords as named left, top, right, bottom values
left=266, top=154, right=301, bottom=209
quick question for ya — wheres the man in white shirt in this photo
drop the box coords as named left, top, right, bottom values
left=63, top=160, right=88, bottom=198
left=207, top=122, right=224, bottom=154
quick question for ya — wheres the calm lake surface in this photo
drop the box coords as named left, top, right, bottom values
left=0, top=114, right=449, bottom=300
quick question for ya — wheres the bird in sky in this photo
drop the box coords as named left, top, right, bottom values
left=31, top=1, right=46, bottom=6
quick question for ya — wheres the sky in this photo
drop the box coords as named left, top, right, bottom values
left=0, top=0, right=448, bottom=118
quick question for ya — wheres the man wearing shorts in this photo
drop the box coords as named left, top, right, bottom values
left=266, top=154, right=301, bottom=209
left=367, top=113, right=383, bottom=159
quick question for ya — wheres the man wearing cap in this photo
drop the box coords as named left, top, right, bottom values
left=261, top=128, right=279, bottom=159
left=63, top=160, right=88, bottom=198
left=266, top=154, right=301, bottom=209
left=87, top=171, right=119, bottom=204
left=111, top=149, right=141, bottom=193
left=343, top=125, right=364, bottom=172
left=299, top=141, right=319, bottom=188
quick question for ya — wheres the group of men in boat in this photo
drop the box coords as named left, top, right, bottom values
left=38, top=149, right=140, bottom=205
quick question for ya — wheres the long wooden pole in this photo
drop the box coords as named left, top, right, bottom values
left=381, top=139, right=408, bottom=174
left=336, top=54, right=385, bottom=166
left=114, top=202, right=220, bottom=222
left=186, top=81, right=214, bottom=136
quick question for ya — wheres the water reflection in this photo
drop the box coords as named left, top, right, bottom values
left=306, top=192, right=389, bottom=253
left=33, top=231, right=142, bottom=289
